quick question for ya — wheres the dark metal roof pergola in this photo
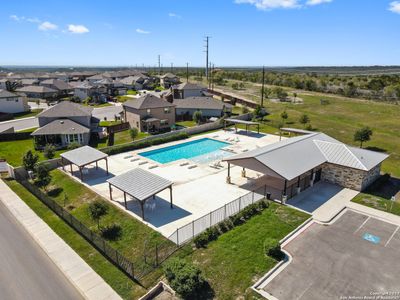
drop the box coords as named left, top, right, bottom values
left=107, top=168, right=173, bottom=220
left=60, top=146, right=109, bottom=180
left=223, top=118, right=260, bottom=134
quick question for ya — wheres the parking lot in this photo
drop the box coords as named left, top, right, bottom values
left=264, top=210, right=400, bottom=300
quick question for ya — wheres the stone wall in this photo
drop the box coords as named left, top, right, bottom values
left=321, top=163, right=381, bottom=191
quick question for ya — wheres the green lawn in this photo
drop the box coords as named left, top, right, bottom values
left=352, top=175, right=400, bottom=216
left=46, top=170, right=173, bottom=262
left=185, top=202, right=309, bottom=299
left=3, top=178, right=147, bottom=299
left=12, top=109, right=43, bottom=119
left=175, top=121, right=197, bottom=128
left=83, top=102, right=112, bottom=108
left=99, top=120, right=122, bottom=127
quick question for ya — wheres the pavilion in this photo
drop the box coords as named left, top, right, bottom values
left=223, top=118, right=260, bottom=134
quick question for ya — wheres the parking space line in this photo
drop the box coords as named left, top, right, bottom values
left=385, top=226, right=399, bottom=247
left=354, top=216, right=370, bottom=234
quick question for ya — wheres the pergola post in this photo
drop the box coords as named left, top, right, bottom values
left=282, top=179, right=287, bottom=204
left=226, top=163, right=231, bottom=184
left=140, top=201, right=145, bottom=220
left=70, top=163, right=73, bottom=174
left=95, top=161, right=98, bottom=170
left=169, top=186, right=173, bottom=209
left=109, top=183, right=113, bottom=200
left=61, top=157, right=65, bottom=171
left=241, top=167, right=246, bottom=178
left=123, top=192, right=127, bottom=209
left=79, top=167, right=83, bottom=181
left=105, top=158, right=109, bottom=175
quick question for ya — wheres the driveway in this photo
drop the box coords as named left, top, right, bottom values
left=264, top=210, right=400, bottom=300
left=0, top=201, right=83, bottom=300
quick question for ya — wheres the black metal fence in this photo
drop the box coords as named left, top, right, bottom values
left=168, top=185, right=267, bottom=246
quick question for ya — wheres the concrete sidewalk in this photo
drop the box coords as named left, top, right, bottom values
left=0, top=180, right=121, bottom=300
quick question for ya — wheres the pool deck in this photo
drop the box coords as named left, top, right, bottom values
left=62, top=129, right=283, bottom=238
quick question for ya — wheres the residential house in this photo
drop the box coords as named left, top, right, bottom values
left=31, top=101, right=97, bottom=148
left=173, top=82, right=206, bottom=99
left=160, top=73, right=180, bottom=88
left=0, top=89, right=29, bottom=113
left=74, top=82, right=108, bottom=102
left=123, top=94, right=176, bottom=133
left=174, top=96, right=232, bottom=121
left=15, top=85, right=58, bottom=99
left=40, top=79, right=73, bottom=97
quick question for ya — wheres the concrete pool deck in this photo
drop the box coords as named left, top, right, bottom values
left=62, top=129, right=282, bottom=238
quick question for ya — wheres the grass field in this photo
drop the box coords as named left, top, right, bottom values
left=184, top=202, right=309, bottom=299
left=3, top=178, right=148, bottom=299
left=175, top=120, right=197, bottom=128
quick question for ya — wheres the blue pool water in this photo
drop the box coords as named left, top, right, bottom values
left=139, top=138, right=231, bottom=164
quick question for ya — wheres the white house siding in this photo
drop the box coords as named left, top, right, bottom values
left=74, top=88, right=89, bottom=100
left=0, top=96, right=29, bottom=113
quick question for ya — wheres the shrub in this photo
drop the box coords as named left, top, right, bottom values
left=194, top=227, right=219, bottom=248
left=88, top=200, right=109, bottom=229
left=43, top=144, right=56, bottom=159
left=129, top=127, right=139, bottom=141
left=193, top=233, right=208, bottom=248
left=218, top=220, right=232, bottom=233
left=34, top=163, right=52, bottom=191
left=67, top=142, right=81, bottom=150
left=257, top=199, right=269, bottom=210
left=22, top=150, right=39, bottom=171
left=264, top=238, right=285, bottom=261
left=164, top=258, right=206, bottom=299
left=229, top=213, right=244, bottom=226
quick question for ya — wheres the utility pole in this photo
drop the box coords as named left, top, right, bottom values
left=204, top=36, right=210, bottom=81
left=158, top=55, right=161, bottom=75
left=186, top=62, right=189, bottom=83
left=261, top=66, right=265, bottom=107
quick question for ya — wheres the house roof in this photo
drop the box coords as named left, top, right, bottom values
left=173, top=97, right=233, bottom=110
left=107, top=168, right=172, bottom=201
left=224, top=132, right=389, bottom=181
left=123, top=94, right=175, bottom=110
left=175, top=82, right=205, bottom=90
left=40, top=79, right=73, bottom=91
left=0, top=89, right=18, bottom=98
left=60, top=145, right=108, bottom=167
left=31, top=119, right=90, bottom=136
left=16, top=85, right=58, bottom=93
left=38, top=101, right=93, bottom=118
left=161, top=73, right=178, bottom=79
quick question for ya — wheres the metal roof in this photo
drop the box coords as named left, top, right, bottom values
left=31, top=119, right=90, bottom=136
left=224, top=132, right=389, bottom=180
left=61, top=145, right=108, bottom=167
left=107, top=168, right=173, bottom=201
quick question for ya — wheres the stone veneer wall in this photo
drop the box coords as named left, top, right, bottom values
left=321, top=163, right=381, bottom=191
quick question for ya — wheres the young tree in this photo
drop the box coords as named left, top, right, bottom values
left=43, top=144, right=56, bottom=159
left=299, top=114, right=310, bottom=128
left=354, top=127, right=373, bottom=148
left=261, top=87, right=272, bottom=99
left=280, top=110, right=288, bottom=124
left=34, top=163, right=52, bottom=191
left=129, top=127, right=139, bottom=141
left=88, top=200, right=109, bottom=229
left=192, top=110, right=203, bottom=125
left=22, top=150, right=39, bottom=171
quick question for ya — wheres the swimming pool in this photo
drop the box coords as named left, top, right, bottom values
left=139, top=138, right=232, bottom=164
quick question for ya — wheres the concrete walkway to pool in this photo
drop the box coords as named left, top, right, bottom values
left=287, top=182, right=359, bottom=223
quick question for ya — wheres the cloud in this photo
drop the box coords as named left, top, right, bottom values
left=67, top=24, right=89, bottom=34
left=389, top=1, right=400, bottom=14
left=234, top=0, right=332, bottom=10
left=38, top=21, right=58, bottom=31
left=234, top=0, right=300, bottom=10
left=10, top=15, right=24, bottom=21
left=136, top=28, right=150, bottom=34
left=306, top=0, right=331, bottom=5
left=27, top=17, right=40, bottom=23
left=168, top=12, right=182, bottom=18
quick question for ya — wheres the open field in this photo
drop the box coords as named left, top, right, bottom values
left=192, top=77, right=400, bottom=177
left=185, top=202, right=309, bottom=299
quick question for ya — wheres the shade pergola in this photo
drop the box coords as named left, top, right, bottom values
left=223, top=118, right=260, bottom=134
left=107, top=168, right=173, bottom=220
left=60, top=146, right=109, bottom=180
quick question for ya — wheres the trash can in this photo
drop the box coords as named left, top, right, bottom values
left=266, top=192, right=271, bottom=200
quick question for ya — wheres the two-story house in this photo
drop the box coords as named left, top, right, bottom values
left=123, top=94, right=176, bottom=133
left=0, top=89, right=29, bottom=114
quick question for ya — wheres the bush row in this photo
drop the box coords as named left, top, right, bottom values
left=101, top=132, right=189, bottom=155
left=193, top=199, right=269, bottom=248
left=264, top=238, right=285, bottom=261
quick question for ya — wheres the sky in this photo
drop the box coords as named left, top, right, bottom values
left=1, top=0, right=400, bottom=67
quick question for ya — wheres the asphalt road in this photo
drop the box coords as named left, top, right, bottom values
left=0, top=201, right=83, bottom=300
left=0, top=117, right=39, bottom=132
